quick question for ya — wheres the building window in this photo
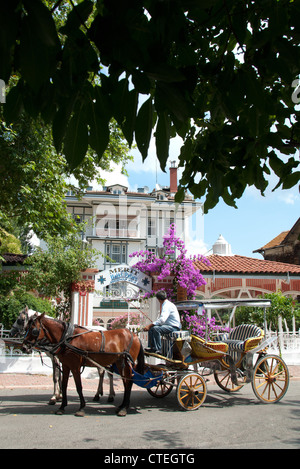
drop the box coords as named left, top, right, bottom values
left=148, top=218, right=156, bottom=236
left=106, top=243, right=127, bottom=265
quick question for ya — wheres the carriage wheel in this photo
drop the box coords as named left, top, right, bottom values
left=147, top=374, right=174, bottom=398
left=252, top=354, right=289, bottom=403
left=214, top=368, right=246, bottom=393
left=177, top=373, right=207, bottom=411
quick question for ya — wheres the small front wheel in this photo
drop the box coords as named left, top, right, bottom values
left=252, top=354, right=289, bottom=403
left=177, top=373, right=207, bottom=411
left=147, top=373, right=174, bottom=398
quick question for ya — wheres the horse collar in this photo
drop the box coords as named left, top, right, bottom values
left=64, top=323, right=75, bottom=342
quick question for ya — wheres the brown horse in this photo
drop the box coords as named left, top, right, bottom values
left=10, top=306, right=115, bottom=405
left=22, top=313, right=144, bottom=417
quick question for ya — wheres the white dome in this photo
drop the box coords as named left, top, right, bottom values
left=212, top=235, right=233, bottom=256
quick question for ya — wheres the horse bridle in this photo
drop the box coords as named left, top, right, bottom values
left=24, top=316, right=51, bottom=348
left=23, top=316, right=77, bottom=356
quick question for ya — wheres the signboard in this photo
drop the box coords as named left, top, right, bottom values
left=95, top=264, right=152, bottom=292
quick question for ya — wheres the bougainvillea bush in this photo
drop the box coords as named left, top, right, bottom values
left=110, top=312, right=141, bottom=329
left=129, top=224, right=229, bottom=338
left=130, top=223, right=210, bottom=301
left=181, top=310, right=230, bottom=339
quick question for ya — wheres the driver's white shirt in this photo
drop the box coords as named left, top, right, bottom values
left=153, top=300, right=181, bottom=328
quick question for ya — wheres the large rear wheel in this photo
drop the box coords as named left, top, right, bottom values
left=214, top=368, right=246, bottom=392
left=252, top=354, right=289, bottom=403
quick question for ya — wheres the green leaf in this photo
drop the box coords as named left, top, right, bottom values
left=88, top=102, right=110, bottom=158
left=282, top=171, right=300, bottom=190
left=155, top=112, right=171, bottom=171
left=174, top=187, right=185, bottom=204
left=52, top=96, right=77, bottom=153
left=23, top=0, right=60, bottom=49
left=112, top=79, right=138, bottom=146
left=61, top=0, right=94, bottom=34
left=156, top=82, right=191, bottom=122
left=0, top=0, right=20, bottom=81
left=132, top=70, right=151, bottom=94
left=20, top=0, right=60, bottom=90
left=135, top=97, right=154, bottom=160
left=63, top=105, right=88, bottom=169
left=3, top=83, right=24, bottom=124
left=146, top=64, right=186, bottom=83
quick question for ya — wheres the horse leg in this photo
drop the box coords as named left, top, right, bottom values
left=117, top=364, right=133, bottom=417
left=56, top=365, right=70, bottom=415
left=108, top=371, right=115, bottom=403
left=94, top=368, right=115, bottom=402
left=93, top=369, right=104, bottom=402
left=48, top=356, right=62, bottom=405
left=72, top=367, right=86, bottom=417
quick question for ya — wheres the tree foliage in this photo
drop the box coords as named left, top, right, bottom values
left=0, top=228, right=22, bottom=254
left=0, top=116, right=75, bottom=239
left=1, top=0, right=300, bottom=211
left=0, top=114, right=133, bottom=240
left=23, top=231, right=99, bottom=310
left=234, top=291, right=300, bottom=331
left=0, top=291, right=54, bottom=329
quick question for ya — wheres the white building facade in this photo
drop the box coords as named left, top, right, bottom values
left=65, top=166, right=203, bottom=327
left=66, top=166, right=202, bottom=272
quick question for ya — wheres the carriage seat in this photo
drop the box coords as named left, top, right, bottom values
left=220, top=324, right=264, bottom=352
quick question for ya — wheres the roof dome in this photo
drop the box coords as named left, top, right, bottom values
left=213, top=235, right=233, bottom=256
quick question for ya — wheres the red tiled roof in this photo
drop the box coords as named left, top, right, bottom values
left=194, top=255, right=300, bottom=275
left=254, top=231, right=289, bottom=252
left=1, top=253, right=28, bottom=264
left=254, top=218, right=300, bottom=253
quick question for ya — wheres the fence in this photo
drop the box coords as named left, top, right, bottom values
left=266, top=330, right=300, bottom=364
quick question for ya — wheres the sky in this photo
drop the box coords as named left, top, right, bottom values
left=95, top=135, right=299, bottom=261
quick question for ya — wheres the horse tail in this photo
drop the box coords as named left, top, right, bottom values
left=135, top=339, right=144, bottom=375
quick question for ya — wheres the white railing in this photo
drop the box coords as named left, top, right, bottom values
left=96, top=228, right=138, bottom=238
left=266, top=330, right=300, bottom=351
left=0, top=325, right=40, bottom=358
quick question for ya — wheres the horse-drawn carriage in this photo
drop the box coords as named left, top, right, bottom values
left=11, top=299, right=289, bottom=416
left=138, top=299, right=289, bottom=410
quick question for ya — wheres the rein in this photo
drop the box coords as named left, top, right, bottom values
left=27, top=317, right=135, bottom=366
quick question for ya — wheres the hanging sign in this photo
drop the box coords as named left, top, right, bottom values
left=95, top=264, right=152, bottom=292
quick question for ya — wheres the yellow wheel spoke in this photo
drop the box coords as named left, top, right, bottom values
left=252, top=355, right=289, bottom=403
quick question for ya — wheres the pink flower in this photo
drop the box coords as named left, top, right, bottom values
left=130, top=223, right=208, bottom=301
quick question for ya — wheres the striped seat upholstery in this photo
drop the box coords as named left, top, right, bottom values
left=226, top=324, right=264, bottom=352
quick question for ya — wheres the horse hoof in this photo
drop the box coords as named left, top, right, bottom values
left=55, top=409, right=64, bottom=415
left=117, top=408, right=127, bottom=417
left=48, top=399, right=56, bottom=405
left=93, top=395, right=100, bottom=402
left=75, top=410, right=85, bottom=417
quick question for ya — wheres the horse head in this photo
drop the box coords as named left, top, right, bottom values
left=9, top=305, right=37, bottom=337
left=21, top=312, right=45, bottom=353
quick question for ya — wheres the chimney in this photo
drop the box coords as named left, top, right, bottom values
left=170, top=161, right=178, bottom=193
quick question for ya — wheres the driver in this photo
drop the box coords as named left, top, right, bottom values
left=144, top=290, right=181, bottom=354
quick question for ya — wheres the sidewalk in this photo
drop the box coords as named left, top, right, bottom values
left=0, top=373, right=124, bottom=393
left=1, top=365, right=299, bottom=391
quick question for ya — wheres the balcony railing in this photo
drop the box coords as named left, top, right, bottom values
left=96, top=228, right=139, bottom=238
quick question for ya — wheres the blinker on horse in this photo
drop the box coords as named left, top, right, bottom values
left=22, top=313, right=144, bottom=417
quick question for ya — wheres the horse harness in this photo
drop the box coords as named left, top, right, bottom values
left=27, top=318, right=135, bottom=368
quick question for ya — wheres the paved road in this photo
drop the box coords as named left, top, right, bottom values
left=0, top=380, right=299, bottom=451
